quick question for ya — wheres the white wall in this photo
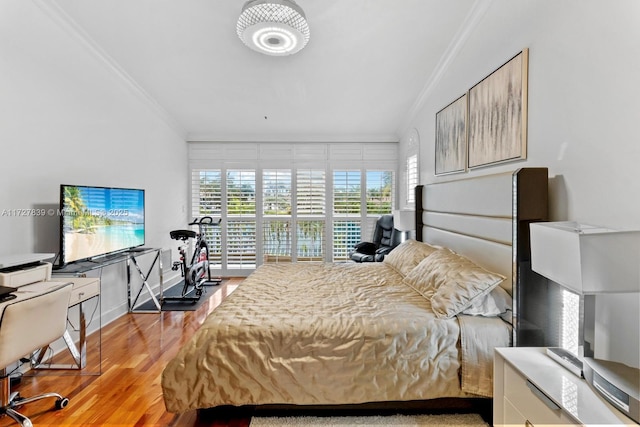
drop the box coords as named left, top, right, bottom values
left=398, top=0, right=640, bottom=367
left=0, top=1, right=188, bottom=325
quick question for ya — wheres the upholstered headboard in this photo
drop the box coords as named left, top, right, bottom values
left=415, top=168, right=548, bottom=346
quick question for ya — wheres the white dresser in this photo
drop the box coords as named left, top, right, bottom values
left=494, top=347, right=636, bottom=426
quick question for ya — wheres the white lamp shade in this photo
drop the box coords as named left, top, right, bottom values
left=393, top=210, right=415, bottom=232
left=530, top=221, right=640, bottom=294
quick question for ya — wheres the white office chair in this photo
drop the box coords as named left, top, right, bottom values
left=0, top=282, right=73, bottom=427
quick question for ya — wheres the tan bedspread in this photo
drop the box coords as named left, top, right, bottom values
left=162, top=262, right=509, bottom=413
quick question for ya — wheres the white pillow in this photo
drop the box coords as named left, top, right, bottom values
left=461, top=286, right=512, bottom=317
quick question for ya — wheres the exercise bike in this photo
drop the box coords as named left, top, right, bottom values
left=166, top=216, right=221, bottom=304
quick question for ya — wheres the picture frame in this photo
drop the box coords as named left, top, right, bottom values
left=468, top=48, right=528, bottom=169
left=435, top=93, right=467, bottom=176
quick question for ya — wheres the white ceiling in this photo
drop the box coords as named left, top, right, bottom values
left=50, top=0, right=482, bottom=142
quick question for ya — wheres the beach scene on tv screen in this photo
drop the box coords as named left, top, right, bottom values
left=62, top=186, right=144, bottom=262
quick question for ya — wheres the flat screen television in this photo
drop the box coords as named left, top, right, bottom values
left=59, top=184, right=145, bottom=266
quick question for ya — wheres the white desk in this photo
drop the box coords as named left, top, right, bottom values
left=31, top=277, right=100, bottom=371
left=0, top=259, right=102, bottom=374
left=0, top=281, right=68, bottom=307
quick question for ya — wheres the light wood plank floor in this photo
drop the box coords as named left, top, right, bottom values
left=0, top=278, right=251, bottom=427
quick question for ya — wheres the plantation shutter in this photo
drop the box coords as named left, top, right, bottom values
left=263, top=169, right=292, bottom=263
left=227, top=170, right=256, bottom=267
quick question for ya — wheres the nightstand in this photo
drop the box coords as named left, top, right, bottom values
left=494, top=347, right=635, bottom=426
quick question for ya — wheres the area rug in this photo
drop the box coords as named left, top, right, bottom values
left=134, top=280, right=224, bottom=311
left=249, top=413, right=489, bottom=427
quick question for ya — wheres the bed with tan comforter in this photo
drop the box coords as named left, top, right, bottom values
left=161, top=240, right=512, bottom=413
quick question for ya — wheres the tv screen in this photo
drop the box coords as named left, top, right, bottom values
left=59, top=185, right=145, bottom=265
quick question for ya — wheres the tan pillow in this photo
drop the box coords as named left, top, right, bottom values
left=383, top=239, right=440, bottom=276
left=402, top=248, right=505, bottom=319
left=402, top=248, right=456, bottom=297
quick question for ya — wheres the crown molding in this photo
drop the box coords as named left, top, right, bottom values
left=396, top=0, right=494, bottom=136
left=32, top=0, right=188, bottom=140
left=187, top=132, right=399, bottom=144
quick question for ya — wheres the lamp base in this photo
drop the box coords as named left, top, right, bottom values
left=583, top=357, right=639, bottom=424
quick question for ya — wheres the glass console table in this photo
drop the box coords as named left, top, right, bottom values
left=44, top=248, right=164, bottom=375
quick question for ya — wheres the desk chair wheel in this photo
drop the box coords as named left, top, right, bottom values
left=55, top=397, right=69, bottom=410
left=9, top=393, right=24, bottom=406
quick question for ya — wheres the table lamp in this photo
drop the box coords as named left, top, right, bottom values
left=529, top=221, right=640, bottom=423
left=392, top=209, right=415, bottom=242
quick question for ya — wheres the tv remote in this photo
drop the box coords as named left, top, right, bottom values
left=546, top=347, right=583, bottom=377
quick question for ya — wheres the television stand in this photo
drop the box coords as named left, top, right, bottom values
left=53, top=248, right=165, bottom=314
left=53, top=253, right=129, bottom=274
left=128, top=247, right=150, bottom=253
left=126, top=248, right=163, bottom=313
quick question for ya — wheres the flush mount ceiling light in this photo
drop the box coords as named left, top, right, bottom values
left=237, top=0, right=310, bottom=56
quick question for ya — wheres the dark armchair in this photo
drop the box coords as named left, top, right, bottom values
left=349, top=214, right=401, bottom=262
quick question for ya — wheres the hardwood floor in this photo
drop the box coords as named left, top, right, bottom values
left=0, top=278, right=251, bottom=427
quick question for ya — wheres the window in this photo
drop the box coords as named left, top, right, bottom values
left=192, top=169, right=222, bottom=216
left=263, top=170, right=292, bottom=263
left=191, top=169, right=222, bottom=265
left=227, top=170, right=256, bottom=268
left=333, top=170, right=361, bottom=215
left=332, top=170, right=361, bottom=261
left=366, top=170, right=393, bottom=215
left=296, top=170, right=325, bottom=215
left=227, top=220, right=256, bottom=268
left=263, top=220, right=291, bottom=263
left=406, top=154, right=418, bottom=205
left=296, top=170, right=326, bottom=262
left=404, top=129, right=420, bottom=205
left=296, top=220, right=324, bottom=262
left=263, top=170, right=292, bottom=216
left=190, top=160, right=396, bottom=271
left=332, top=220, right=360, bottom=261
left=227, top=169, right=256, bottom=217
left=329, top=169, right=395, bottom=261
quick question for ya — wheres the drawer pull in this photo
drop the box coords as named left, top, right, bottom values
left=525, top=421, right=533, bottom=427
left=526, top=380, right=560, bottom=410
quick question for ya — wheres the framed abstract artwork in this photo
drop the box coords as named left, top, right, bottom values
left=468, top=48, right=529, bottom=169
left=435, top=93, right=467, bottom=176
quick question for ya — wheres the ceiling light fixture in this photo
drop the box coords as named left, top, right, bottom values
left=237, top=0, right=310, bottom=56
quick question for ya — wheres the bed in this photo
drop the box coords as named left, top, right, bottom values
left=161, top=167, right=548, bottom=414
